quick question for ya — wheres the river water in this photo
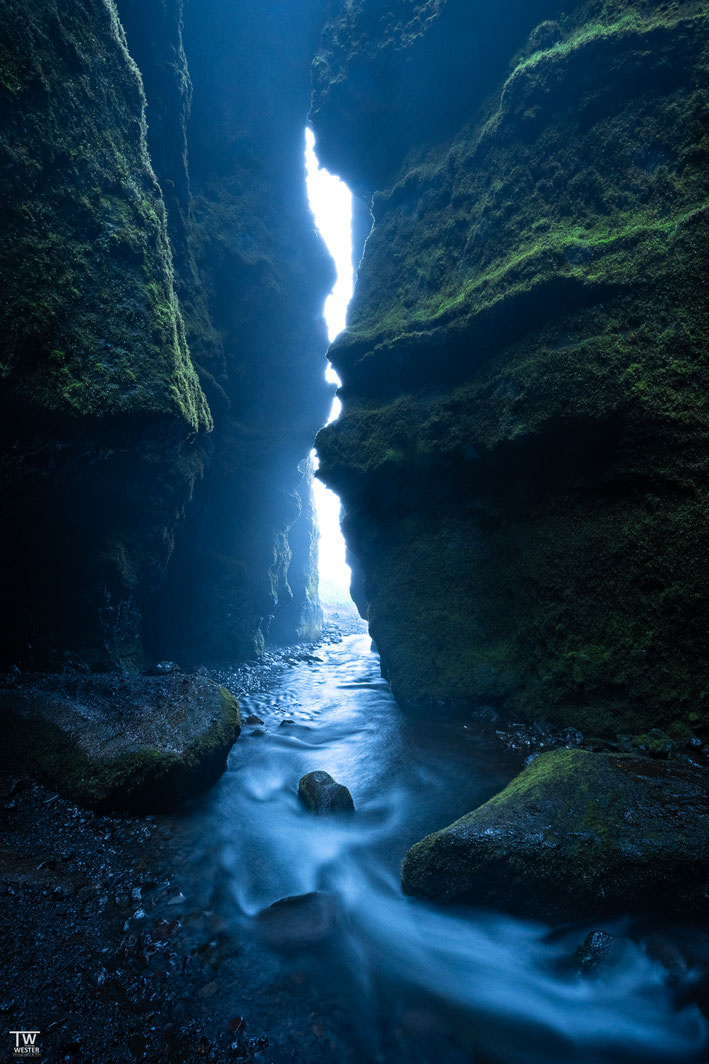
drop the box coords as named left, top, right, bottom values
left=164, top=633, right=708, bottom=1063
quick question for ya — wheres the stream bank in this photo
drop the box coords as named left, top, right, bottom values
left=1, top=633, right=708, bottom=1063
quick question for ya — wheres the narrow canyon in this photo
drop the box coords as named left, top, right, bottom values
left=0, top=2, right=708, bottom=1061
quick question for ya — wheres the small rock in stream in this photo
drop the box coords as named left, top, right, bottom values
left=298, top=771, right=354, bottom=814
left=573, top=930, right=632, bottom=975
left=255, top=891, right=338, bottom=951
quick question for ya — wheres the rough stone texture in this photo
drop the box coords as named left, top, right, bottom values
left=0, top=0, right=333, bottom=671
left=270, top=458, right=324, bottom=644
left=0, top=0, right=212, bottom=670
left=298, top=770, right=355, bottom=814
left=0, top=672, right=240, bottom=810
left=255, top=891, right=339, bottom=952
left=402, top=749, right=709, bottom=921
left=313, top=0, right=709, bottom=734
left=573, top=930, right=632, bottom=976
left=124, top=0, right=333, bottom=663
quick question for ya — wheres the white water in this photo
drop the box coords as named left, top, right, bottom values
left=172, top=635, right=708, bottom=1063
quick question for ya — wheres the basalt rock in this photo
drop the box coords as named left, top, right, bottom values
left=0, top=0, right=334, bottom=672
left=255, top=891, right=339, bottom=952
left=298, top=770, right=355, bottom=814
left=401, top=749, right=709, bottom=921
left=0, top=0, right=212, bottom=670
left=0, top=672, right=241, bottom=811
left=312, top=1, right=709, bottom=734
left=125, top=0, right=333, bottom=663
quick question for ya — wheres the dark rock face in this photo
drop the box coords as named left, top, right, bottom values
left=0, top=0, right=333, bottom=671
left=401, top=749, right=709, bottom=921
left=0, top=673, right=240, bottom=810
left=0, top=0, right=212, bottom=670
left=121, top=0, right=333, bottom=662
left=298, top=770, right=355, bottom=813
left=269, top=458, right=324, bottom=644
left=313, top=1, right=709, bottom=734
left=573, top=930, right=632, bottom=976
left=255, top=891, right=339, bottom=952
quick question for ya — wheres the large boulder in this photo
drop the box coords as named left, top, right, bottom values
left=402, top=749, right=709, bottom=921
left=0, top=673, right=241, bottom=811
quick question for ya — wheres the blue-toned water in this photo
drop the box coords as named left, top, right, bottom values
left=167, top=634, right=708, bottom=1063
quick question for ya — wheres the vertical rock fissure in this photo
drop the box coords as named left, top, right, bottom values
left=304, top=126, right=356, bottom=612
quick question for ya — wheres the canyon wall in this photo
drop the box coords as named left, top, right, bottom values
left=0, top=0, right=212, bottom=670
left=120, top=0, right=333, bottom=661
left=313, top=0, right=709, bottom=733
left=0, top=0, right=332, bottom=669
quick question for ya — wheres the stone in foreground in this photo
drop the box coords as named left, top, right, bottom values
left=402, top=749, right=709, bottom=921
left=255, top=892, right=339, bottom=952
left=298, top=770, right=354, bottom=814
left=0, top=674, right=241, bottom=811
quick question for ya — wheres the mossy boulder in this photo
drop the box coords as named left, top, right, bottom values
left=298, top=770, right=355, bottom=814
left=402, top=749, right=709, bottom=921
left=0, top=673, right=241, bottom=811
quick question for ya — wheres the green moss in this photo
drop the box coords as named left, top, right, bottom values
left=0, top=683, right=240, bottom=810
left=0, top=0, right=211, bottom=431
left=402, top=747, right=709, bottom=918
left=341, top=4, right=708, bottom=352
left=667, top=721, right=694, bottom=742
left=318, top=0, right=709, bottom=733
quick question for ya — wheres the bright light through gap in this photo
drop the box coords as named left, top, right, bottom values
left=305, top=127, right=353, bottom=605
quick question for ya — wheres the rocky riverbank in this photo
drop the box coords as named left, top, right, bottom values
left=2, top=635, right=708, bottom=1063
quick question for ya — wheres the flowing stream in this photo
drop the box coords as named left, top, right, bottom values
left=164, top=634, right=708, bottom=1063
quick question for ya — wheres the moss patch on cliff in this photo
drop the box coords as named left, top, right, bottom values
left=0, top=0, right=210, bottom=430
left=316, top=0, right=709, bottom=731
left=338, top=4, right=708, bottom=362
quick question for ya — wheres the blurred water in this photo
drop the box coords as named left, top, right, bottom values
left=173, top=634, right=709, bottom=1063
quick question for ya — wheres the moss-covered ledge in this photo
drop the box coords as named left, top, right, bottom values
left=0, top=673, right=241, bottom=811
left=402, top=748, right=709, bottom=921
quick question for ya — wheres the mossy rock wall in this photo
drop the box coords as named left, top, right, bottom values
left=0, top=0, right=333, bottom=669
left=314, top=0, right=709, bottom=732
left=0, top=0, right=210, bottom=427
left=0, top=0, right=212, bottom=669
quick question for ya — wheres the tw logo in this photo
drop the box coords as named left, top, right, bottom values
left=9, top=1031, right=40, bottom=1057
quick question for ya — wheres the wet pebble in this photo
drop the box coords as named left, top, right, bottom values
left=573, top=930, right=633, bottom=976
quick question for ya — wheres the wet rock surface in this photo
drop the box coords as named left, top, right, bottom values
left=0, top=641, right=362, bottom=1064
left=402, top=748, right=709, bottom=922
left=298, top=771, right=355, bottom=814
left=0, top=673, right=240, bottom=811
left=1, top=636, right=708, bottom=1063
left=254, top=892, right=339, bottom=953
left=572, top=930, right=635, bottom=977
